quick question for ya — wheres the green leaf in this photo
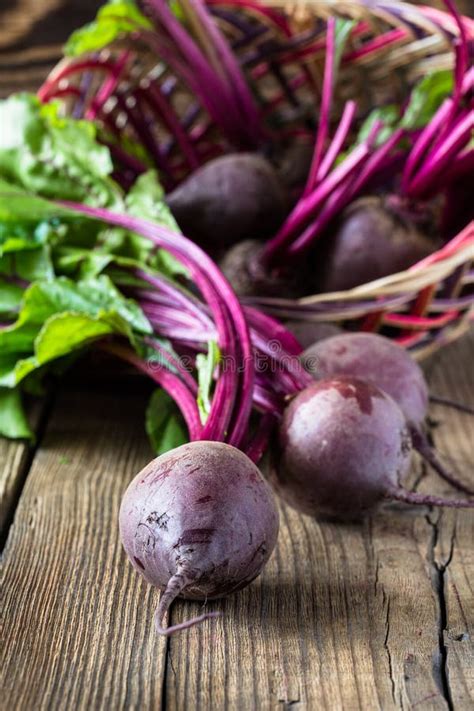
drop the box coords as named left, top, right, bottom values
left=35, top=312, right=118, bottom=362
left=400, top=69, right=454, bottom=130
left=356, top=105, right=400, bottom=146
left=0, top=94, right=121, bottom=207
left=196, top=340, right=220, bottom=424
left=125, top=171, right=179, bottom=231
left=0, top=275, right=151, bottom=386
left=334, top=19, right=356, bottom=71
left=65, top=0, right=152, bottom=56
left=0, top=388, right=33, bottom=439
left=84, top=171, right=189, bottom=279
left=0, top=278, right=24, bottom=317
left=0, top=245, right=54, bottom=282
left=145, top=388, right=188, bottom=455
left=106, top=171, right=189, bottom=278
left=21, top=275, right=151, bottom=334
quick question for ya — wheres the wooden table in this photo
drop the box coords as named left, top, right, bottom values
left=1, top=2, right=473, bottom=709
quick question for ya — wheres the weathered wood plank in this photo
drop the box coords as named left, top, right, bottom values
left=164, top=463, right=456, bottom=707
left=0, top=0, right=102, bottom=97
left=164, top=331, right=473, bottom=710
left=423, top=330, right=474, bottom=709
left=0, top=381, right=167, bottom=710
left=0, top=402, right=46, bottom=537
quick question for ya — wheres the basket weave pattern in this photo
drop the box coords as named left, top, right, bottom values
left=39, top=0, right=474, bottom=358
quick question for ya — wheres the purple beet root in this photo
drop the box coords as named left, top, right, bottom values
left=166, top=153, right=288, bottom=253
left=301, top=332, right=473, bottom=495
left=302, top=332, right=429, bottom=427
left=220, top=239, right=310, bottom=298
left=273, top=139, right=314, bottom=199
left=271, top=377, right=473, bottom=521
left=314, top=195, right=437, bottom=292
left=120, top=441, right=279, bottom=635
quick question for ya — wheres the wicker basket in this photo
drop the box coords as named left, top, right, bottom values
left=39, top=0, right=474, bottom=358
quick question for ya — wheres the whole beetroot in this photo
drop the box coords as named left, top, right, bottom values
left=301, top=332, right=473, bottom=495
left=273, top=377, right=412, bottom=520
left=120, top=441, right=279, bottom=635
left=220, top=239, right=311, bottom=298
left=302, top=332, right=428, bottom=427
left=166, top=153, right=288, bottom=253
left=272, top=377, right=474, bottom=521
left=314, top=196, right=436, bottom=292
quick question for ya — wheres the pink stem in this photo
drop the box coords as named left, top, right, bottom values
left=402, top=98, right=453, bottom=190
left=143, top=336, right=198, bottom=396
left=85, top=51, right=131, bottom=121
left=101, top=341, right=202, bottom=439
left=262, top=143, right=370, bottom=264
left=304, top=17, right=336, bottom=197
left=316, top=100, right=357, bottom=184
left=245, top=414, right=277, bottom=464
left=407, top=111, right=473, bottom=197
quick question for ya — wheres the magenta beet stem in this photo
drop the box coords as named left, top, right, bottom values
left=304, top=17, right=336, bottom=197
left=262, top=143, right=370, bottom=264
left=187, top=0, right=264, bottom=143
left=143, top=336, right=198, bottom=396
left=136, top=271, right=214, bottom=331
left=402, top=98, right=454, bottom=190
left=143, top=1, right=258, bottom=147
left=407, top=111, right=473, bottom=198
left=245, top=413, right=277, bottom=464
left=85, top=51, right=131, bottom=121
left=136, top=83, right=201, bottom=171
left=316, top=100, right=357, bottom=184
left=101, top=341, right=202, bottom=439
left=59, top=203, right=254, bottom=449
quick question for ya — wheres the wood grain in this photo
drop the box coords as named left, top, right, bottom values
left=0, top=382, right=168, bottom=710
left=3, top=336, right=471, bottom=710
left=423, top=330, right=474, bottom=709
left=0, top=1, right=473, bottom=709
left=165, top=480, right=450, bottom=709
left=0, top=0, right=102, bottom=97
left=0, top=401, right=46, bottom=538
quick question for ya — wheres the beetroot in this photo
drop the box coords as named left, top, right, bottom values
left=313, top=196, right=437, bottom=292
left=120, top=441, right=279, bottom=635
left=302, top=332, right=428, bottom=427
left=272, top=377, right=474, bottom=521
left=301, top=332, right=473, bottom=495
left=166, top=153, right=288, bottom=253
left=220, top=239, right=310, bottom=298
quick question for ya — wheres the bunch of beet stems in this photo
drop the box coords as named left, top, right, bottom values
left=38, top=0, right=265, bottom=189
left=260, top=8, right=473, bottom=269
left=56, top=201, right=311, bottom=463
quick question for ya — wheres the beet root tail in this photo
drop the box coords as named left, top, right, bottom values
left=410, top=426, right=474, bottom=496
left=429, top=394, right=474, bottom=416
left=387, top=486, right=474, bottom=509
left=154, top=568, right=221, bottom=636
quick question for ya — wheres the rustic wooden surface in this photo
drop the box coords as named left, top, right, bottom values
left=1, top=2, right=473, bottom=709
left=1, top=331, right=473, bottom=711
